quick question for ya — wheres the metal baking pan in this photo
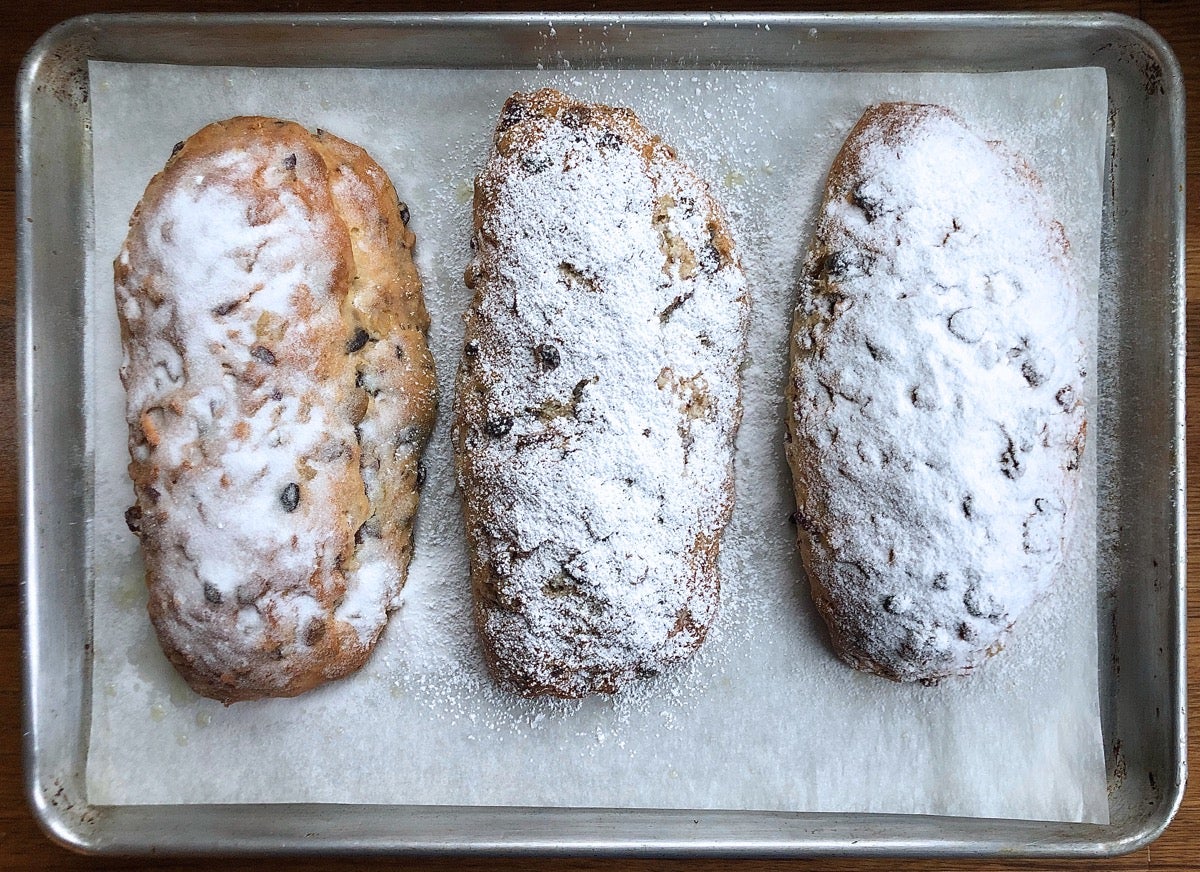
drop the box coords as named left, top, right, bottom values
left=17, top=12, right=1185, bottom=857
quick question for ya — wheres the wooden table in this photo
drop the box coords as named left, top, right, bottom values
left=2, top=1, right=1194, bottom=868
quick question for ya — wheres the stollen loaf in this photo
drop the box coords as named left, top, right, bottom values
left=786, top=102, right=1087, bottom=683
left=115, top=117, right=437, bottom=703
left=454, top=89, right=751, bottom=697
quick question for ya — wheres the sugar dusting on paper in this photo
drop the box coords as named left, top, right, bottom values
left=86, top=62, right=1109, bottom=822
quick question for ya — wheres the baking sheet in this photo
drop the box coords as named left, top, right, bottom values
left=85, top=61, right=1109, bottom=822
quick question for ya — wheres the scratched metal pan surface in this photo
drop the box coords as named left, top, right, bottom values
left=16, top=12, right=1185, bottom=857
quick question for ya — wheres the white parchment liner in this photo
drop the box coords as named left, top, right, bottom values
left=85, top=61, right=1109, bottom=822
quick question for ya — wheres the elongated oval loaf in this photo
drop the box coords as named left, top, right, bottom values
left=115, top=117, right=437, bottom=703
left=454, top=89, right=751, bottom=697
left=786, top=102, right=1086, bottom=682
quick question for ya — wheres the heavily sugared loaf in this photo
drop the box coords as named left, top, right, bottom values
left=115, top=117, right=437, bottom=703
left=786, top=103, right=1086, bottom=683
left=454, top=89, right=751, bottom=697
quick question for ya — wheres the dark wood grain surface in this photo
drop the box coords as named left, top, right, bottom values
left=3, top=1, right=1195, bottom=868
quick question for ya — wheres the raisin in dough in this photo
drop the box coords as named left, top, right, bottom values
left=454, top=89, right=751, bottom=697
left=115, top=117, right=437, bottom=703
left=786, top=102, right=1087, bottom=683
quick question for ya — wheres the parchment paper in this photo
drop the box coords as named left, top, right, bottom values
left=86, top=60, right=1109, bottom=822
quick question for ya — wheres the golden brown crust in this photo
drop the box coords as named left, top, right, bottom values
left=116, top=117, right=436, bottom=703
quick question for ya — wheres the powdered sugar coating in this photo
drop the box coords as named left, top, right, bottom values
left=454, top=89, right=751, bottom=697
left=116, top=117, right=436, bottom=703
left=786, top=103, right=1086, bottom=683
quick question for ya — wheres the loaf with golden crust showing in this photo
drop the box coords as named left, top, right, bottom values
left=786, top=103, right=1086, bottom=683
left=454, top=89, right=751, bottom=698
left=115, top=116, right=437, bottom=703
